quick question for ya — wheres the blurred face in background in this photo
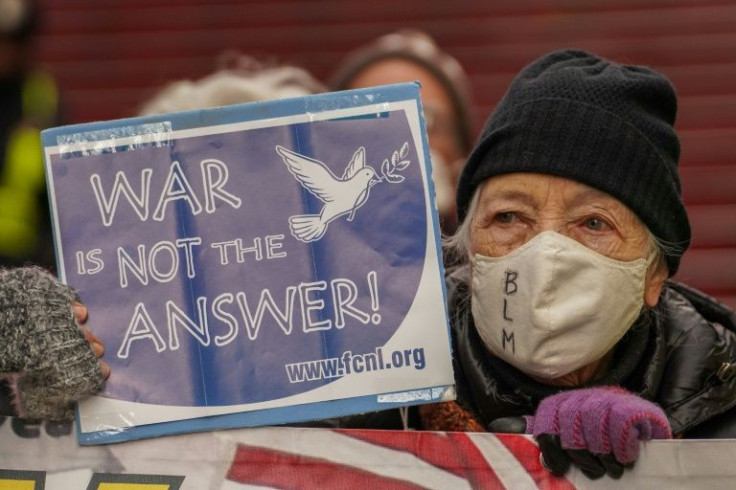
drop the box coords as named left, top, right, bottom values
left=344, top=58, right=466, bottom=228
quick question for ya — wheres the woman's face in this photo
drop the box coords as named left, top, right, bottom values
left=468, top=173, right=668, bottom=386
left=469, top=173, right=667, bottom=307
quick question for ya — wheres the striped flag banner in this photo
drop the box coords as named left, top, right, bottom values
left=222, top=429, right=574, bottom=490
left=2, top=416, right=736, bottom=489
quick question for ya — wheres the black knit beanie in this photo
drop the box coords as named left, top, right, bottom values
left=456, top=49, right=691, bottom=275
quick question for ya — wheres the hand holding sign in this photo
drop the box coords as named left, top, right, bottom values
left=0, top=267, right=107, bottom=420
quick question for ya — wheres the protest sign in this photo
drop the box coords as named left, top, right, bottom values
left=41, top=83, right=454, bottom=445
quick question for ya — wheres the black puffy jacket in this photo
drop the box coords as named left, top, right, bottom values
left=446, top=264, right=736, bottom=438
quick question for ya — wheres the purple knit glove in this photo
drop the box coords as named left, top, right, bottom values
left=525, top=387, right=672, bottom=465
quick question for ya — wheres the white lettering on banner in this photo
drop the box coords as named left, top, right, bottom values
left=75, top=248, right=104, bottom=275
left=210, top=235, right=286, bottom=265
left=90, top=159, right=241, bottom=227
left=91, top=168, right=152, bottom=226
left=168, top=297, right=210, bottom=350
left=201, top=158, right=242, bottom=213
left=236, top=287, right=297, bottom=339
left=117, top=238, right=202, bottom=287
left=331, top=278, right=371, bottom=327
left=212, top=293, right=238, bottom=347
left=116, top=272, right=382, bottom=359
left=300, top=281, right=332, bottom=332
left=152, top=160, right=202, bottom=220
left=117, top=303, right=167, bottom=358
left=112, top=235, right=286, bottom=288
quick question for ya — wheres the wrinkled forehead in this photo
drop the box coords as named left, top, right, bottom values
left=475, top=172, right=645, bottom=224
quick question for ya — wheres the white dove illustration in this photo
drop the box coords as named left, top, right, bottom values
left=276, top=145, right=381, bottom=242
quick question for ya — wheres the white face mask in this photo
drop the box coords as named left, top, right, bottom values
left=471, top=231, right=651, bottom=380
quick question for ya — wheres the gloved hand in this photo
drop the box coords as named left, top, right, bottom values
left=0, top=267, right=108, bottom=420
left=490, top=387, right=671, bottom=480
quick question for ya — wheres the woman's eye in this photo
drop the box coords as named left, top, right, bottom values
left=584, top=217, right=609, bottom=231
left=494, top=212, right=517, bottom=224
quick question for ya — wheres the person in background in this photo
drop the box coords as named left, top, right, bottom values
left=139, top=54, right=325, bottom=116
left=330, top=30, right=473, bottom=233
left=424, top=49, right=736, bottom=480
left=0, top=0, right=58, bottom=268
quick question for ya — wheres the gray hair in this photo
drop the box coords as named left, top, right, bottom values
left=442, top=186, right=480, bottom=266
left=139, top=56, right=325, bottom=116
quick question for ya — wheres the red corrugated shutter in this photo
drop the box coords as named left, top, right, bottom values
left=36, top=0, right=736, bottom=307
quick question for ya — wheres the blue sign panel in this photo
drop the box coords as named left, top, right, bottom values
left=43, top=83, right=454, bottom=445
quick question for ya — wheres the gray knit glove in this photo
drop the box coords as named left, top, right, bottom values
left=0, top=267, right=105, bottom=420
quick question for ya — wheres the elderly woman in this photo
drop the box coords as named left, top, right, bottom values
left=416, top=49, right=736, bottom=479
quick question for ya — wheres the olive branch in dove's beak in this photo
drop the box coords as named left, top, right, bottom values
left=379, top=141, right=411, bottom=184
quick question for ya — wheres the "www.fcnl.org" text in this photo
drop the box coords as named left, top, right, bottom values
left=285, top=347, right=426, bottom=383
